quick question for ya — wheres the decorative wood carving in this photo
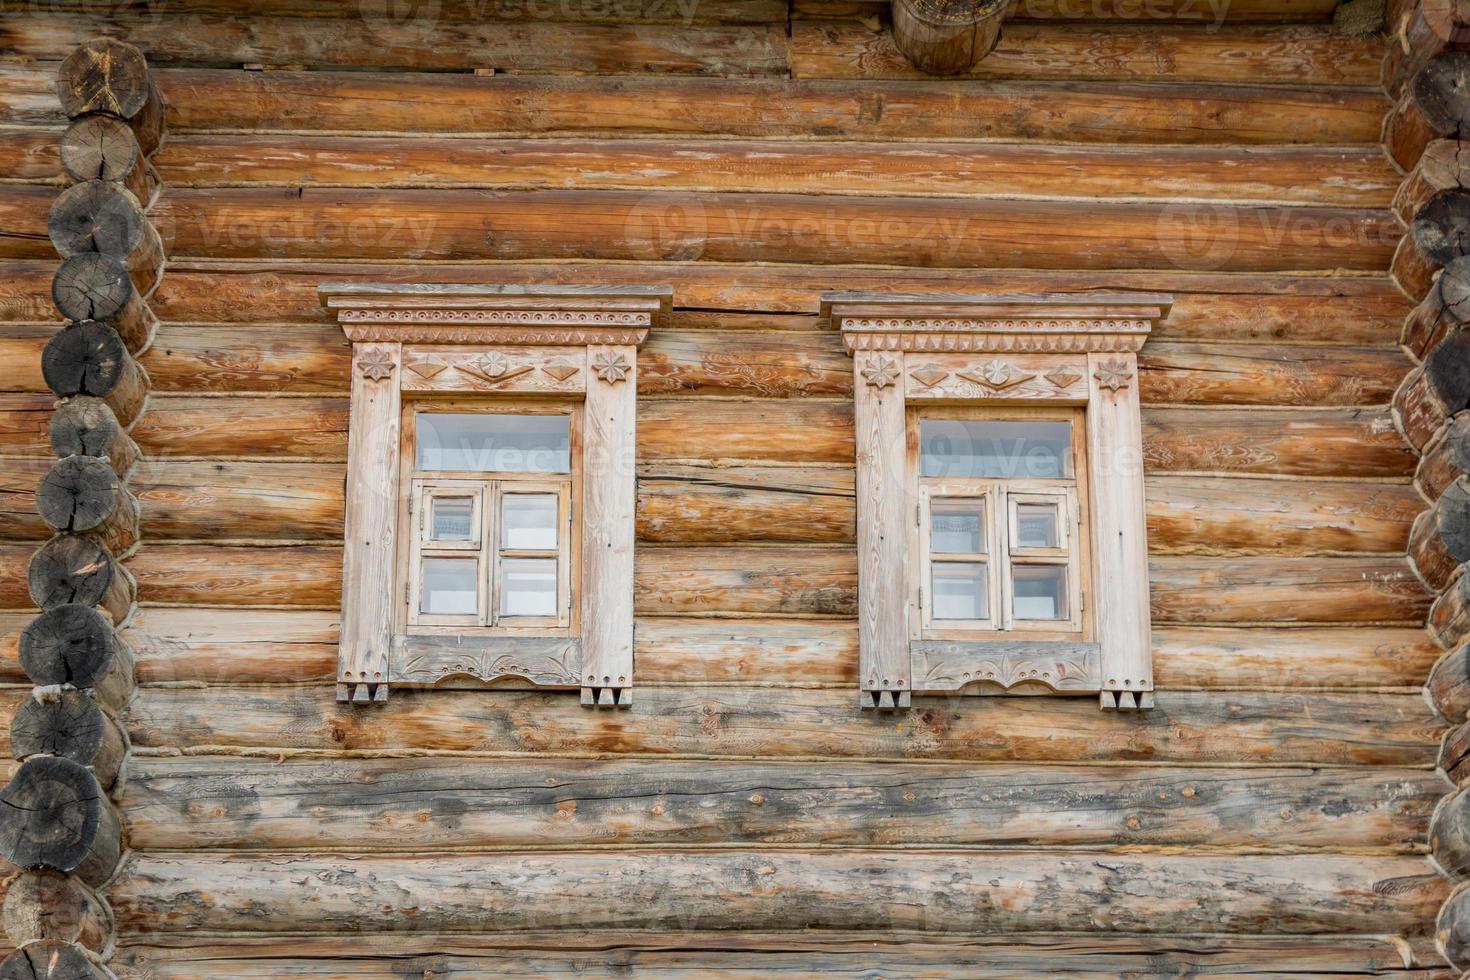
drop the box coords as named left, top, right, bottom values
left=827, top=292, right=1170, bottom=712
left=322, top=284, right=670, bottom=707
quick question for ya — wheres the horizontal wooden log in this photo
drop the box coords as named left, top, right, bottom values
left=1420, top=413, right=1470, bottom=501
left=90, top=187, right=1398, bottom=271
left=40, top=320, right=146, bottom=426
left=121, top=685, right=1442, bottom=765
left=46, top=180, right=163, bottom=296
left=0, top=757, right=120, bottom=888
left=0, top=259, right=1408, bottom=341
left=1408, top=478, right=1470, bottom=591
left=59, top=113, right=157, bottom=210
left=0, top=870, right=110, bottom=956
left=26, top=0, right=788, bottom=24
left=104, top=850, right=1445, bottom=936
left=27, top=533, right=133, bottom=625
left=132, top=67, right=1391, bottom=144
left=0, top=940, right=106, bottom=980
left=129, top=134, right=1398, bottom=207
left=19, top=13, right=791, bottom=76
left=1396, top=139, right=1470, bottom=227
left=35, top=455, right=139, bottom=557
left=1403, top=254, right=1470, bottom=361
left=120, top=756, right=1441, bottom=852
left=102, top=933, right=1455, bottom=979
left=52, top=252, right=157, bottom=353
left=117, top=540, right=1431, bottom=623
left=0, top=607, right=1439, bottom=691
left=791, top=21, right=1381, bottom=83
left=18, top=604, right=135, bottom=711
left=10, top=689, right=126, bottom=791
left=49, top=395, right=139, bottom=478
left=124, top=396, right=1416, bottom=478
left=56, top=36, right=163, bottom=155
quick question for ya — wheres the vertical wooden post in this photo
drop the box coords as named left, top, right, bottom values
left=852, top=351, right=911, bottom=710
left=581, top=344, right=637, bottom=707
left=339, top=342, right=401, bottom=703
left=1086, top=352, right=1153, bottom=710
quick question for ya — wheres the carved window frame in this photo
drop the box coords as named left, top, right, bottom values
left=826, top=292, right=1170, bottom=712
left=320, top=284, right=670, bottom=708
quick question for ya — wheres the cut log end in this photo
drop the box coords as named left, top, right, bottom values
left=49, top=396, right=135, bottom=474
left=59, top=114, right=139, bottom=184
left=890, top=0, right=1006, bottom=75
left=27, top=534, right=116, bottom=610
left=55, top=37, right=152, bottom=120
left=48, top=179, right=146, bottom=260
left=52, top=253, right=136, bottom=329
left=18, top=604, right=120, bottom=691
left=41, top=320, right=128, bottom=399
left=1440, top=882, right=1470, bottom=969
left=0, top=939, right=106, bottom=980
left=35, top=455, right=120, bottom=536
left=0, top=757, right=112, bottom=880
left=1413, top=188, right=1470, bottom=266
left=1415, top=50, right=1470, bottom=134
left=0, top=871, right=110, bottom=954
left=9, top=691, right=124, bottom=792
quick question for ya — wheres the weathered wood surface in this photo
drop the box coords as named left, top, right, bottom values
left=111, top=542, right=1430, bottom=622
left=9, top=689, right=126, bottom=790
left=790, top=21, right=1382, bottom=83
left=104, top=933, right=1457, bottom=979
left=0, top=757, right=120, bottom=888
left=0, top=870, right=110, bottom=955
left=0, top=940, right=105, bottom=980
left=120, top=686, right=1441, bottom=765
left=0, top=66, right=1389, bottom=144
left=104, top=850, right=1445, bottom=935
left=118, top=756, right=1440, bottom=852
left=42, top=135, right=1393, bottom=207
left=0, top=261, right=1408, bottom=341
left=117, top=397, right=1414, bottom=478
left=0, top=608, right=1435, bottom=690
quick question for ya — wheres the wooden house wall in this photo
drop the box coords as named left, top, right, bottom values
left=0, top=3, right=1455, bottom=974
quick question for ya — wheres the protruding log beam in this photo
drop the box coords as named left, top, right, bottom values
left=10, top=690, right=126, bottom=791
left=49, top=397, right=139, bottom=479
left=1409, top=478, right=1470, bottom=592
left=27, top=535, right=133, bottom=626
left=1434, top=784, right=1470, bottom=878
left=1396, top=139, right=1470, bottom=225
left=1392, top=231, right=1440, bottom=300
left=0, top=871, right=111, bottom=956
left=47, top=180, right=163, bottom=297
left=1421, top=413, right=1470, bottom=500
left=1384, top=0, right=1470, bottom=100
left=18, top=604, right=136, bottom=712
left=55, top=37, right=164, bottom=156
left=890, top=0, right=1005, bottom=75
left=1393, top=332, right=1470, bottom=451
left=40, top=321, right=147, bottom=426
left=1431, top=641, right=1470, bottom=723
left=1440, top=879, right=1470, bottom=969
left=35, top=456, right=139, bottom=558
left=0, top=939, right=107, bottom=980
left=0, top=757, right=122, bottom=888
left=1384, top=52, right=1470, bottom=172
left=1433, top=572, right=1470, bottom=650
left=59, top=113, right=157, bottom=210
left=52, top=253, right=158, bottom=354
left=1414, top=188, right=1470, bottom=265
left=1404, top=254, right=1470, bottom=360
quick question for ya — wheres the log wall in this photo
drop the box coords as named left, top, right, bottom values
left=0, top=5, right=1455, bottom=976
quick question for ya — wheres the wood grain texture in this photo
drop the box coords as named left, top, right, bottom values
left=104, top=850, right=1446, bottom=935
left=119, top=756, right=1440, bottom=852
left=120, top=685, right=1442, bottom=766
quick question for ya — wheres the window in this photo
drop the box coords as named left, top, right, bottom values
left=322, top=283, right=669, bottom=708
left=829, top=292, right=1169, bottom=713
left=916, top=413, right=1086, bottom=636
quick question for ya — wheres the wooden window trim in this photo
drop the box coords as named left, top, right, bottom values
left=828, top=291, right=1170, bottom=713
left=321, top=283, right=670, bottom=707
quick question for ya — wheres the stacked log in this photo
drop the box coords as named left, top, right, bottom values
left=1381, top=16, right=1470, bottom=971
left=0, top=37, right=165, bottom=974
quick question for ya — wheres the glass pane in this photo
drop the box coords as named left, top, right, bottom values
left=417, top=413, right=570, bottom=473
left=931, top=562, right=988, bottom=621
left=501, top=494, right=559, bottom=551
left=1016, top=502, right=1060, bottom=549
left=430, top=497, right=475, bottom=542
left=920, top=419, right=1073, bottom=479
left=421, top=558, right=478, bottom=615
left=1013, top=565, right=1068, bottom=620
left=502, top=558, right=558, bottom=617
left=931, top=498, right=985, bottom=554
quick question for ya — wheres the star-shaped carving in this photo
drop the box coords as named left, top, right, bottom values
left=356, top=348, right=395, bottom=381
left=593, top=351, right=632, bottom=384
left=1044, top=367, right=1081, bottom=389
left=1094, top=358, right=1134, bottom=392
left=860, top=357, right=900, bottom=389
